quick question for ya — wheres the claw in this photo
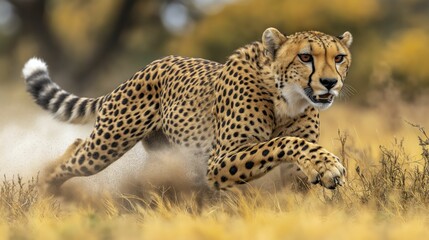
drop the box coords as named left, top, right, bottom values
left=334, top=176, right=340, bottom=186
left=339, top=177, right=346, bottom=186
left=334, top=176, right=346, bottom=187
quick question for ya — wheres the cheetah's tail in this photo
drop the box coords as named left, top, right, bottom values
left=22, top=57, right=104, bottom=124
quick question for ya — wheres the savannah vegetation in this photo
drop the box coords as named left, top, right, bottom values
left=0, top=0, right=429, bottom=239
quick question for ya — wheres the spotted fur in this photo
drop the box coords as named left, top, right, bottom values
left=22, top=27, right=352, bottom=193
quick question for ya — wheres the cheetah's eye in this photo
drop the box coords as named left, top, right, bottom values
left=334, top=55, right=345, bottom=63
left=298, top=54, right=313, bottom=63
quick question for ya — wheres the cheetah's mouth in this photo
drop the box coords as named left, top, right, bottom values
left=304, top=88, right=334, bottom=104
left=315, top=93, right=334, bottom=103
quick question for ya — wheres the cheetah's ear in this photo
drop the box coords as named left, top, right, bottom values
left=262, top=27, right=286, bottom=58
left=338, top=31, right=353, bottom=48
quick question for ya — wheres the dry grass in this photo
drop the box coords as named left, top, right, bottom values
left=2, top=85, right=429, bottom=239
left=0, top=175, right=39, bottom=221
left=1, top=125, right=429, bottom=239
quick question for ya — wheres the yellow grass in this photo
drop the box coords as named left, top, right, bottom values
left=1, top=85, right=429, bottom=239
left=2, top=185, right=429, bottom=240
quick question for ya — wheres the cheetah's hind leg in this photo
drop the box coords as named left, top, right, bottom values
left=38, top=138, right=83, bottom=196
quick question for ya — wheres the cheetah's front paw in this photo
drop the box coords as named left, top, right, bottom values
left=298, top=148, right=346, bottom=189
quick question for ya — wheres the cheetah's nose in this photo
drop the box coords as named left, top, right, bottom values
left=320, top=78, right=337, bottom=90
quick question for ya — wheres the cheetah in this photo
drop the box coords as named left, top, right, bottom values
left=22, top=27, right=352, bottom=193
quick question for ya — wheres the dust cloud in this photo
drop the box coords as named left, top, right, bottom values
left=0, top=105, right=212, bottom=199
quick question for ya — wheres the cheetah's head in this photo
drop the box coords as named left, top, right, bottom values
left=262, top=27, right=352, bottom=111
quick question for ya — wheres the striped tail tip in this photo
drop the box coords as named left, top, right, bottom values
left=22, top=57, right=48, bottom=79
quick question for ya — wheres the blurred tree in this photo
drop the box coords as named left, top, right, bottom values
left=0, top=0, right=218, bottom=92
left=7, top=0, right=158, bottom=90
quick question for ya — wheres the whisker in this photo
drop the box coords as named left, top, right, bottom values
left=345, top=84, right=357, bottom=95
left=339, top=84, right=357, bottom=101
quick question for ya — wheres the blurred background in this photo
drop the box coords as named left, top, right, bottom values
left=0, top=0, right=428, bottom=187
left=0, top=0, right=428, bottom=98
